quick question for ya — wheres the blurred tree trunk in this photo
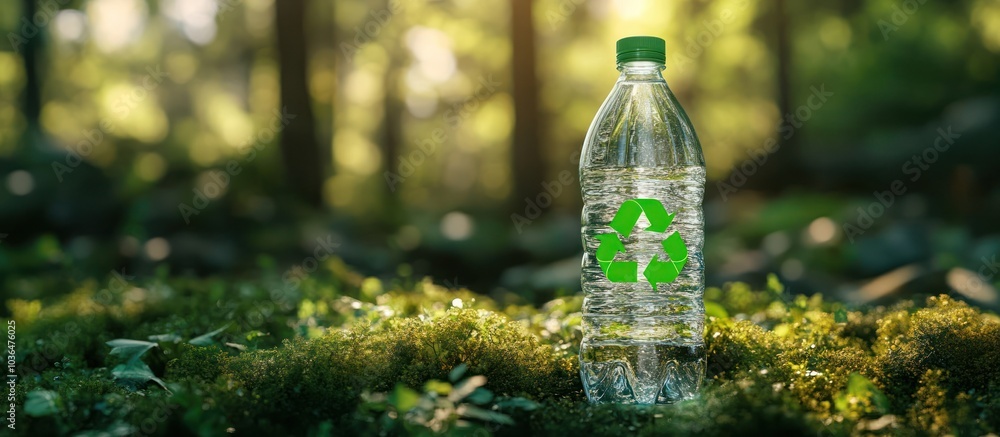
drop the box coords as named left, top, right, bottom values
left=275, top=0, right=324, bottom=207
left=383, top=72, right=400, bottom=187
left=20, top=0, right=41, bottom=137
left=382, top=68, right=404, bottom=225
left=510, top=0, right=545, bottom=208
left=774, top=0, right=794, bottom=154
left=743, top=0, right=805, bottom=192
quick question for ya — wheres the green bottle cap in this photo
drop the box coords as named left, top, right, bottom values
left=616, top=36, right=666, bottom=64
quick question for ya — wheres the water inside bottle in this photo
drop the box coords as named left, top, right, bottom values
left=580, top=165, right=706, bottom=404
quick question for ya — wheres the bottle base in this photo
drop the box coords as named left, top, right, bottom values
left=580, top=342, right=705, bottom=404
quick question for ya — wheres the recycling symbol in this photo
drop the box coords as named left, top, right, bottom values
left=595, top=198, right=688, bottom=290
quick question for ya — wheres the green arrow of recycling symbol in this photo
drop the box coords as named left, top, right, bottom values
left=595, top=198, right=688, bottom=290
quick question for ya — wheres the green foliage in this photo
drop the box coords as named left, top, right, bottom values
left=24, top=390, right=60, bottom=417
left=348, top=365, right=538, bottom=435
left=14, top=367, right=167, bottom=436
left=166, top=308, right=577, bottom=433
left=880, top=296, right=1000, bottom=391
left=834, top=373, right=889, bottom=417
left=106, top=339, right=167, bottom=391
left=216, top=327, right=388, bottom=432
left=188, top=324, right=232, bottom=346
left=391, top=309, right=579, bottom=399
left=165, top=344, right=230, bottom=382
left=704, top=318, right=783, bottom=378
left=8, top=269, right=1000, bottom=436
left=907, top=369, right=951, bottom=434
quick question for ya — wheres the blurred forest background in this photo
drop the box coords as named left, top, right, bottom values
left=1, top=0, right=999, bottom=307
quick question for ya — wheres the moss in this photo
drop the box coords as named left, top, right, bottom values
left=505, top=379, right=819, bottom=437
left=838, top=312, right=877, bottom=350
left=17, top=366, right=185, bottom=436
left=376, top=278, right=499, bottom=316
left=876, top=295, right=1000, bottom=399
left=392, top=309, right=580, bottom=399
left=9, top=267, right=1000, bottom=436
left=703, top=281, right=778, bottom=320
left=166, top=344, right=230, bottom=382
left=215, top=332, right=372, bottom=432
left=907, top=369, right=951, bottom=434
left=704, top=319, right=784, bottom=378
left=177, top=309, right=578, bottom=433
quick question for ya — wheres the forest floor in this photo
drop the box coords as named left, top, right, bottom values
left=8, top=258, right=1000, bottom=436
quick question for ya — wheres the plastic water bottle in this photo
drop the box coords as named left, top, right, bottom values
left=579, top=36, right=706, bottom=404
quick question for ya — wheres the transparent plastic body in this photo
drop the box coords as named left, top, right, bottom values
left=579, top=61, right=706, bottom=404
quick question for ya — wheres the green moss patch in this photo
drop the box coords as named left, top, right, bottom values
left=8, top=268, right=1000, bottom=436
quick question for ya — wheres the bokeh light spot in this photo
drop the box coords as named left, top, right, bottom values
left=396, top=225, right=422, bottom=250
left=806, top=217, right=837, bottom=245
left=136, top=153, right=167, bottom=182
left=54, top=9, right=88, bottom=42
left=762, top=231, right=791, bottom=256
left=144, top=237, right=171, bottom=261
left=781, top=258, right=804, bottom=281
left=440, top=211, right=474, bottom=240
left=6, top=170, right=35, bottom=196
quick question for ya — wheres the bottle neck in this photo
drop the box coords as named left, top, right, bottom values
left=616, top=61, right=666, bottom=82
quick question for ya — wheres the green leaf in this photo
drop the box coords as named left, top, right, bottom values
left=834, top=393, right=848, bottom=412
left=871, top=390, right=890, bottom=414
left=449, top=363, right=468, bottom=382
left=766, top=273, right=785, bottom=295
left=705, top=301, right=729, bottom=319
left=457, top=405, right=514, bottom=425
left=388, top=384, right=420, bottom=412
left=111, top=360, right=168, bottom=391
left=24, top=390, right=60, bottom=417
left=495, top=397, right=540, bottom=411
left=245, top=330, right=268, bottom=341
left=464, top=387, right=494, bottom=405
left=189, top=324, right=231, bottom=346
left=106, top=339, right=157, bottom=360
left=449, top=375, right=487, bottom=402
left=74, top=421, right=136, bottom=437
left=834, top=308, right=848, bottom=323
left=846, top=372, right=874, bottom=395
left=424, top=380, right=452, bottom=396
left=111, top=361, right=152, bottom=380
left=841, top=372, right=890, bottom=414
left=148, top=375, right=169, bottom=392
left=148, top=333, right=182, bottom=343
